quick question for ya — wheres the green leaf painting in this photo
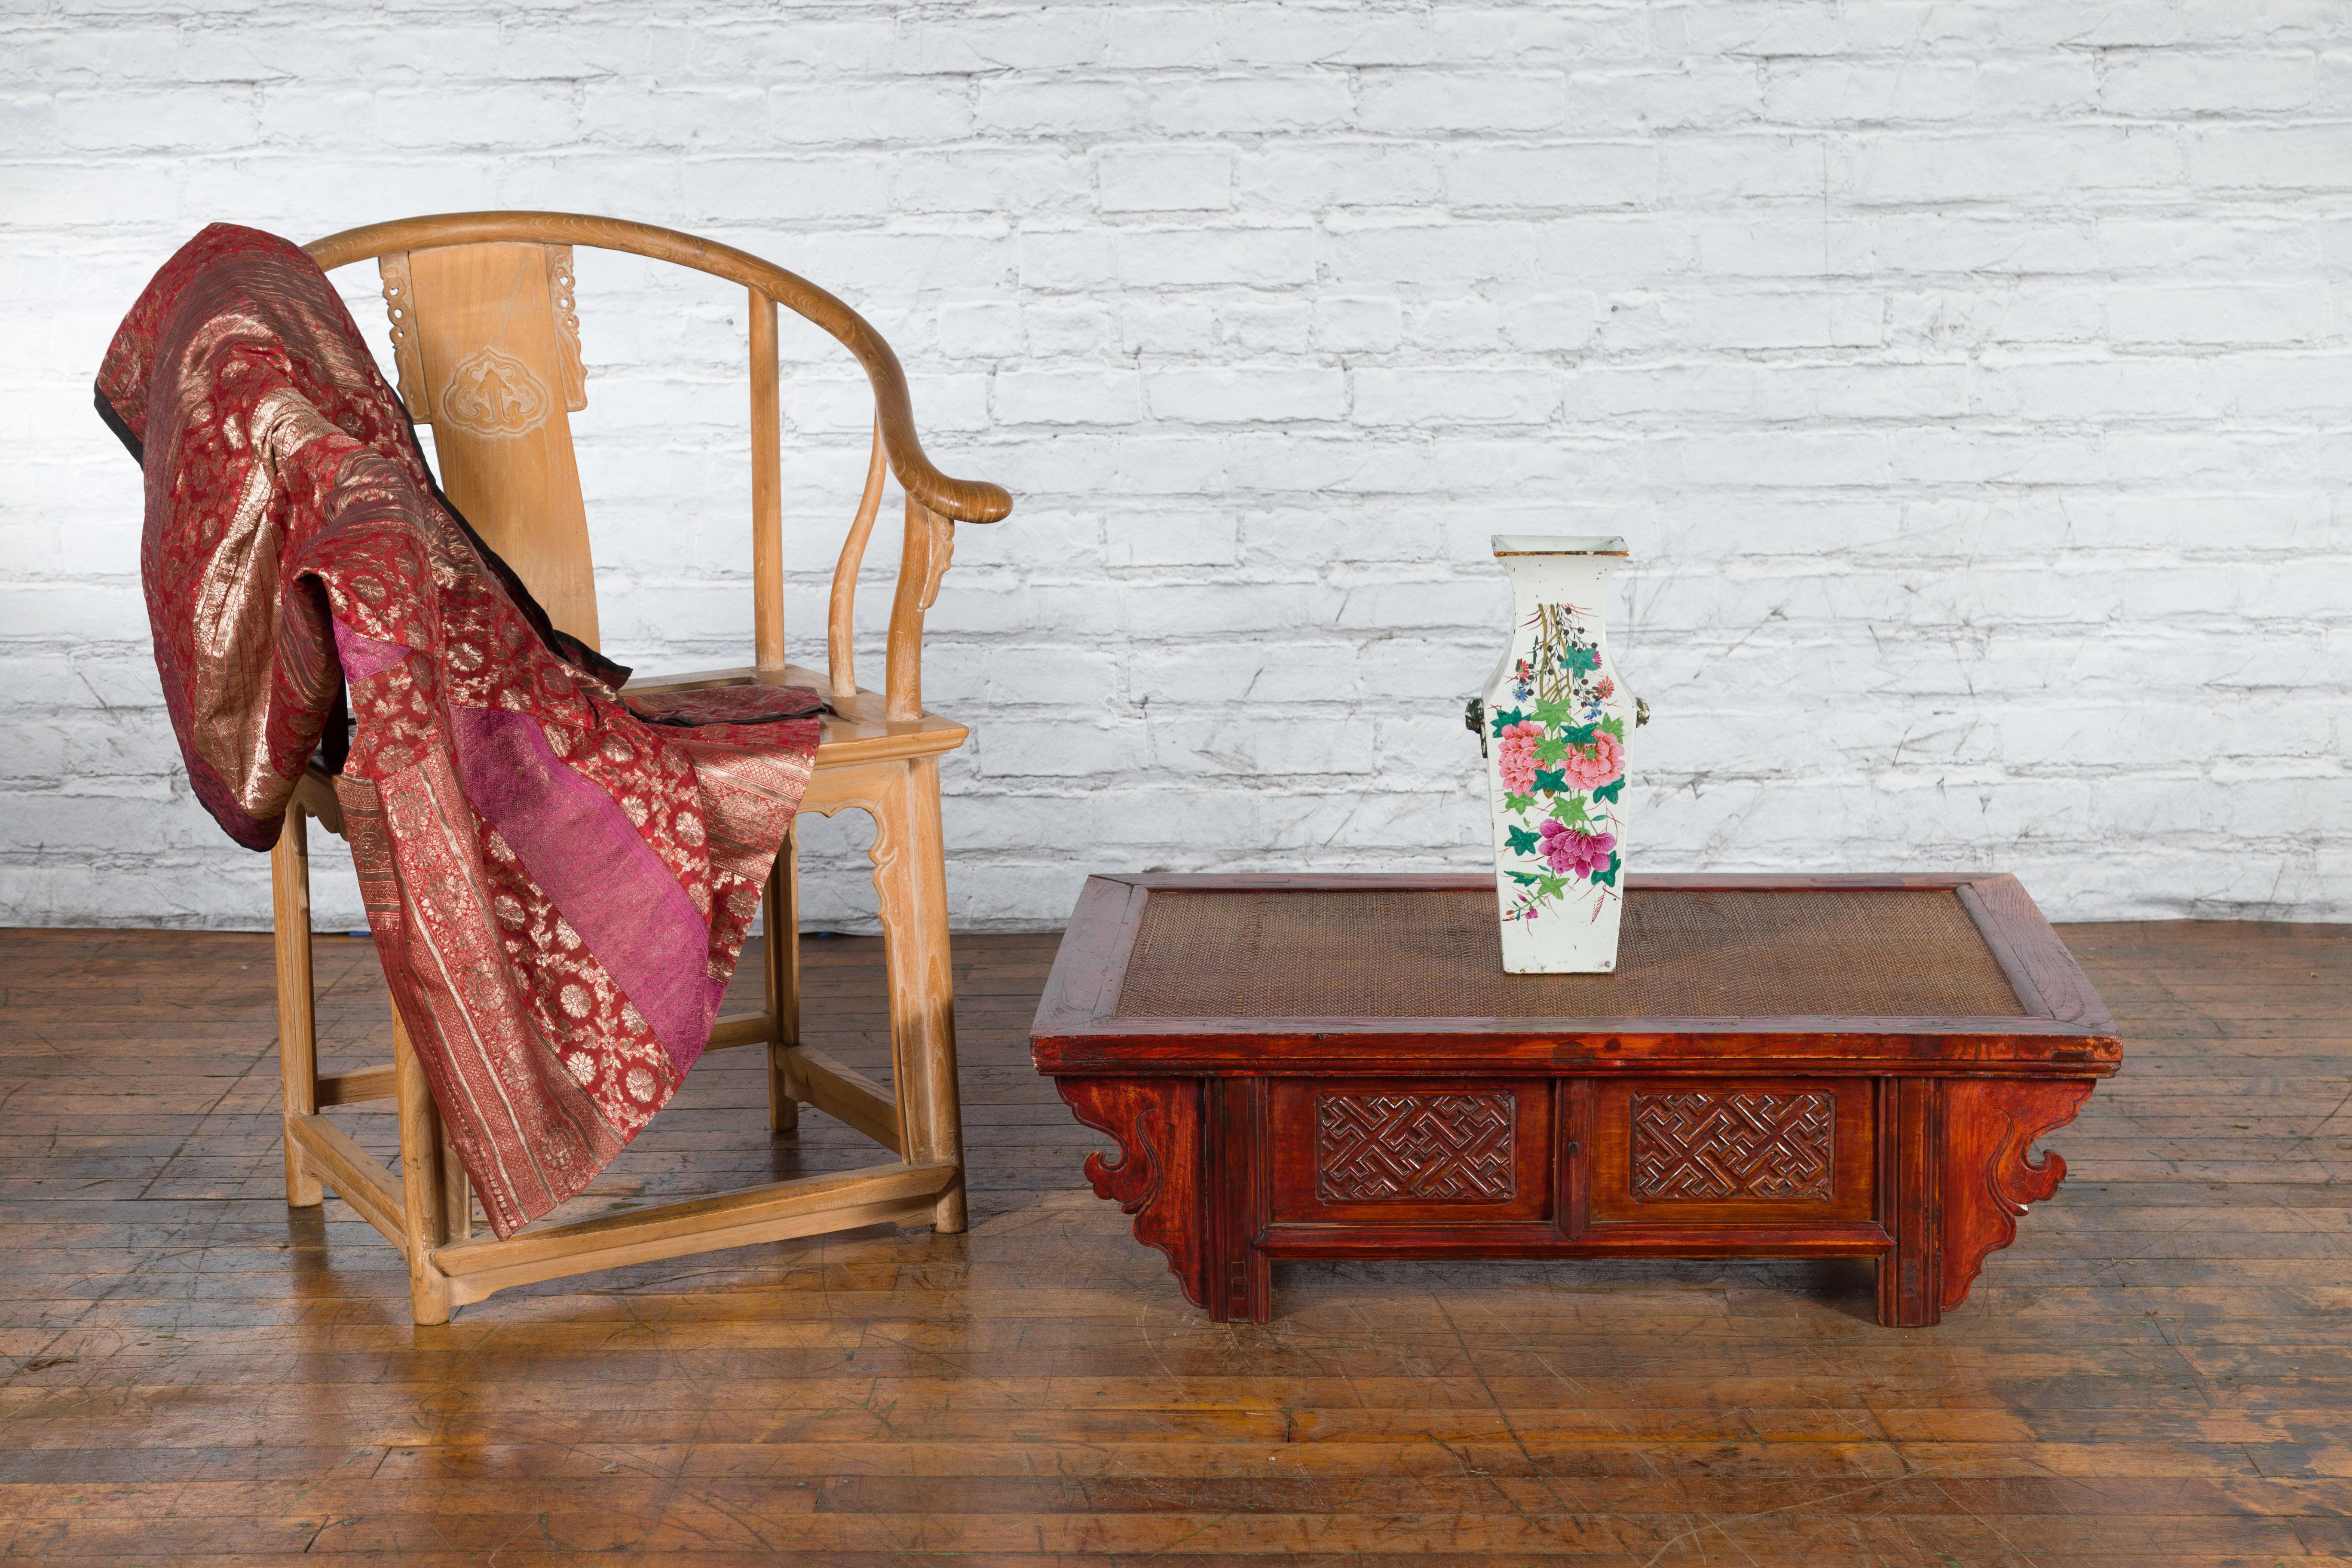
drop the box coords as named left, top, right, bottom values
left=1490, top=597, right=1633, bottom=930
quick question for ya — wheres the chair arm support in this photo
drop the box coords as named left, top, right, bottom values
left=886, top=498, right=956, bottom=723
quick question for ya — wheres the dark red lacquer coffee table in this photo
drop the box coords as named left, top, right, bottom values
left=1029, top=873, right=2121, bottom=1326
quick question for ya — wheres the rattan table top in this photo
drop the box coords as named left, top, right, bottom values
left=1111, top=885, right=2028, bottom=1020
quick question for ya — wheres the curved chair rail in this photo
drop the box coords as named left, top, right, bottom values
left=305, top=210, right=1011, bottom=526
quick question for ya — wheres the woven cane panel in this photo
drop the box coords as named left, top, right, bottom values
left=1112, top=888, right=2027, bottom=1020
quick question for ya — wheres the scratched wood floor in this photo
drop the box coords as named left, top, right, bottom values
left=0, top=917, right=2346, bottom=1566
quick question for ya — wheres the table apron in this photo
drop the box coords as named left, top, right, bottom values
left=1054, top=1069, right=2098, bottom=1328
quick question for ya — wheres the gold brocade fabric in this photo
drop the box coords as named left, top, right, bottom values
left=101, top=225, right=821, bottom=1236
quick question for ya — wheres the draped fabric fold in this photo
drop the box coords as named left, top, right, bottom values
left=100, top=224, right=822, bottom=1237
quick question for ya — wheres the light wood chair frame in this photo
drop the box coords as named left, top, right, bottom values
left=270, top=212, right=1011, bottom=1324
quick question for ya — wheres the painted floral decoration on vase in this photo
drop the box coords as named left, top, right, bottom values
left=1489, top=604, right=1627, bottom=923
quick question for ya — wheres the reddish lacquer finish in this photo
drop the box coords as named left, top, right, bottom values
left=1031, top=873, right=2122, bottom=1326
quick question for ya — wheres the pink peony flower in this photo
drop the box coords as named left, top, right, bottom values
left=1495, top=720, right=1546, bottom=794
left=1538, top=819, right=1617, bottom=880
left=1557, top=729, right=1625, bottom=792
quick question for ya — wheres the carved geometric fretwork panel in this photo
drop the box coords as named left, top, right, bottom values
left=1316, top=1092, right=1516, bottom=1203
left=1632, top=1091, right=1835, bottom=1202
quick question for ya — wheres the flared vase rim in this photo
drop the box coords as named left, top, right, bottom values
left=1491, top=533, right=1628, bottom=557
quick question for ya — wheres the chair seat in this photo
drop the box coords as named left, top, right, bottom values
left=293, top=663, right=962, bottom=843
left=625, top=662, right=968, bottom=766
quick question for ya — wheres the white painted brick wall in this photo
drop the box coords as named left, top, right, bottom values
left=3, top=0, right=2346, bottom=935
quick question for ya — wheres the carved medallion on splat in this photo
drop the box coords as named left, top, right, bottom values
left=1632, top=1090, right=1835, bottom=1202
left=438, top=348, right=554, bottom=439
left=1315, top=1091, right=1516, bottom=1202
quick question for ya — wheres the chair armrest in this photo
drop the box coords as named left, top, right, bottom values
left=305, top=211, right=1014, bottom=525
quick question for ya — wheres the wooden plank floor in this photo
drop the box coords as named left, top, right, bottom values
left=0, top=917, right=2346, bottom=1566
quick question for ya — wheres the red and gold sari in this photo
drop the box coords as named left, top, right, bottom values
left=99, top=224, right=821, bottom=1237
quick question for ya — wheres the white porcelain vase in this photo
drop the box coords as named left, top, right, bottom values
left=1475, top=535, right=1638, bottom=974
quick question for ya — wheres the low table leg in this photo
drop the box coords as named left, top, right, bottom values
left=1878, top=1079, right=1941, bottom=1327
left=1205, top=1078, right=1271, bottom=1324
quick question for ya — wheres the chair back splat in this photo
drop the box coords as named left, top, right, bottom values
left=381, top=240, right=599, bottom=646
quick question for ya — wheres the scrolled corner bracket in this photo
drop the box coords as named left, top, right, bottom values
left=1055, top=1077, right=1207, bottom=1309
left=1083, top=1105, right=1162, bottom=1215
left=1057, top=1078, right=1168, bottom=1215
left=1937, top=1078, right=2095, bottom=1315
left=543, top=243, right=586, bottom=412
left=1996, top=1127, right=2072, bottom=1214
left=377, top=251, right=428, bottom=423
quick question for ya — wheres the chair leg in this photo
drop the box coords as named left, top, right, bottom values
left=440, top=1135, right=472, bottom=1242
left=270, top=810, right=323, bottom=1208
left=870, top=756, right=966, bottom=1233
left=393, top=1013, right=456, bottom=1326
left=764, top=826, right=803, bottom=1132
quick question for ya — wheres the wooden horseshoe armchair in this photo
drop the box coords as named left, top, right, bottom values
left=270, top=212, right=1011, bottom=1323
